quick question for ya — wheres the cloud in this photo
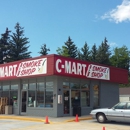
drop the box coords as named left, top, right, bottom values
left=109, top=42, right=118, bottom=48
left=101, top=0, right=130, bottom=23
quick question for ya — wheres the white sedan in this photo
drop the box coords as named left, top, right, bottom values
left=90, top=101, right=130, bottom=123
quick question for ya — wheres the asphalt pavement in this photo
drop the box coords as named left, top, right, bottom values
left=0, top=118, right=130, bottom=130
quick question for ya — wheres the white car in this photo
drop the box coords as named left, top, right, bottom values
left=90, top=101, right=130, bottom=123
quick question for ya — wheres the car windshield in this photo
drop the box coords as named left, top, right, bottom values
left=111, top=103, right=119, bottom=109
left=112, top=102, right=127, bottom=109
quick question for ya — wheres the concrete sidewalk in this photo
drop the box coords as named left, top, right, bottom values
left=0, top=114, right=92, bottom=124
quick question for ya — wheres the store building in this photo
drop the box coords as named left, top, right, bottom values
left=0, top=54, right=128, bottom=117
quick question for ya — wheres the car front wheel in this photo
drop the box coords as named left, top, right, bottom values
left=97, top=113, right=106, bottom=123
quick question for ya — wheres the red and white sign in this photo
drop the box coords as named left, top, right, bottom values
left=86, top=64, right=110, bottom=80
left=55, top=58, right=110, bottom=80
left=0, top=58, right=47, bottom=78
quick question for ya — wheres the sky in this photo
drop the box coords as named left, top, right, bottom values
left=0, top=0, right=130, bottom=57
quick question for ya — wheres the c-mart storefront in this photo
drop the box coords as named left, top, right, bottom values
left=0, top=54, right=128, bottom=117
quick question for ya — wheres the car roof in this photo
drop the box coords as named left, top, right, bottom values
left=120, top=101, right=130, bottom=103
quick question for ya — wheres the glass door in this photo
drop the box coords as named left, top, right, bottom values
left=21, top=91, right=27, bottom=113
left=63, top=90, right=70, bottom=115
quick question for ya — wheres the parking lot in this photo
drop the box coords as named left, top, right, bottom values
left=0, top=119, right=130, bottom=130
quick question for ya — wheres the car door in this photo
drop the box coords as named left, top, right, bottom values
left=107, top=102, right=126, bottom=122
left=124, top=102, right=130, bottom=122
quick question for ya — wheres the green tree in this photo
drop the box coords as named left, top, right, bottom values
left=56, top=36, right=77, bottom=58
left=96, top=37, right=111, bottom=65
left=39, top=44, right=50, bottom=55
left=0, top=28, right=11, bottom=64
left=56, top=46, right=69, bottom=57
left=8, top=22, right=31, bottom=62
left=77, top=49, right=82, bottom=60
left=89, top=43, right=98, bottom=62
left=81, top=42, right=90, bottom=61
left=110, top=46, right=130, bottom=71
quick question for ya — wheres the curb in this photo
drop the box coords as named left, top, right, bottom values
left=0, top=115, right=92, bottom=124
left=0, top=116, right=45, bottom=122
left=64, top=116, right=92, bottom=122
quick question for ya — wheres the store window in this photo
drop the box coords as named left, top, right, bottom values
left=11, top=84, right=18, bottom=90
left=0, top=84, right=2, bottom=97
left=93, top=85, right=99, bottom=108
left=70, top=82, right=80, bottom=107
left=81, top=91, right=90, bottom=107
left=63, top=82, right=69, bottom=89
left=81, top=83, right=90, bottom=107
left=70, top=82, right=80, bottom=89
left=10, top=84, right=18, bottom=107
left=2, top=85, right=10, bottom=91
left=28, top=83, right=36, bottom=107
left=22, top=84, right=28, bottom=90
left=71, top=81, right=80, bottom=108
left=2, top=84, right=9, bottom=105
left=2, top=85, right=10, bottom=98
left=0, top=84, right=2, bottom=90
left=37, top=82, right=44, bottom=107
left=71, top=90, right=80, bottom=107
left=45, top=81, right=53, bottom=108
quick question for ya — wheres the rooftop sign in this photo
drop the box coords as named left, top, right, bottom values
left=0, top=58, right=47, bottom=79
left=55, top=58, right=110, bottom=80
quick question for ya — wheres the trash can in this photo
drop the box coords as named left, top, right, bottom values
left=5, top=105, right=12, bottom=115
left=73, top=106, right=81, bottom=117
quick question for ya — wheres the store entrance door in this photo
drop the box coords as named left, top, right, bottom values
left=63, top=90, right=70, bottom=115
left=21, top=91, right=27, bottom=113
